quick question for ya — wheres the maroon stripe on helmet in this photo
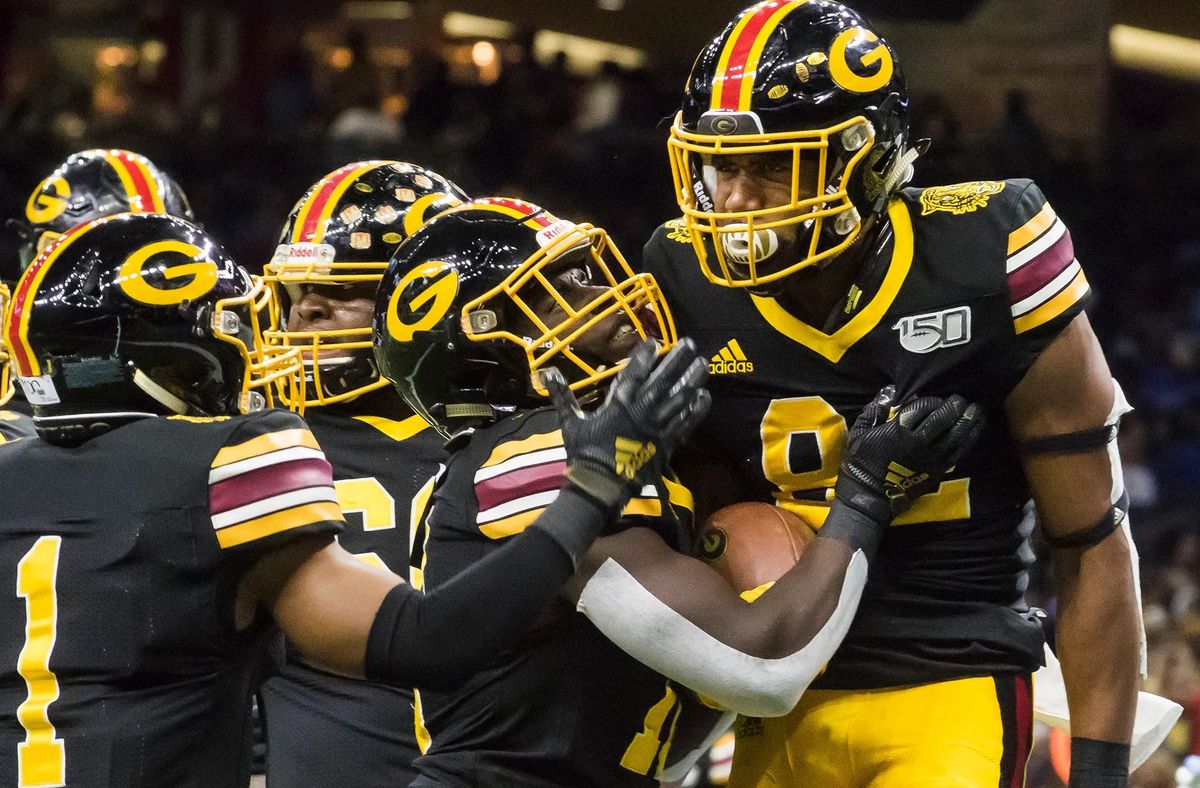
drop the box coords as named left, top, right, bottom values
left=715, top=1, right=791, bottom=112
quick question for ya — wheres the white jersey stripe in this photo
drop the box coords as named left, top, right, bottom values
left=1006, top=219, right=1066, bottom=273
left=212, top=485, right=339, bottom=530
left=477, top=489, right=561, bottom=524
left=208, top=446, right=327, bottom=484
left=474, top=446, right=568, bottom=483
left=1011, top=260, right=1082, bottom=317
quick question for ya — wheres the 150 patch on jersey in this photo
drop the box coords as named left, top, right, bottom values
left=893, top=306, right=971, bottom=353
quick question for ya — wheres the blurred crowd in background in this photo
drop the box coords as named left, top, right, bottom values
left=1, top=13, right=1199, bottom=787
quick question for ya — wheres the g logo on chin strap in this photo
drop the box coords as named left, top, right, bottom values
left=117, top=240, right=219, bottom=306
left=386, top=262, right=460, bottom=342
left=829, top=27, right=894, bottom=94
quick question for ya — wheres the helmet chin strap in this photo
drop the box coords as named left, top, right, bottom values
left=132, top=368, right=190, bottom=415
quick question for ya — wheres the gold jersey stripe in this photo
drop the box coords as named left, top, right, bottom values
left=1007, top=202, right=1056, bottom=256
left=211, top=428, right=320, bottom=468
left=1013, top=269, right=1089, bottom=335
left=216, top=500, right=344, bottom=549
left=481, top=429, right=564, bottom=469
left=478, top=507, right=544, bottom=539
left=354, top=414, right=431, bottom=442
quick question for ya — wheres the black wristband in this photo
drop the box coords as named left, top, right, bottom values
left=1068, top=737, right=1129, bottom=788
left=532, top=484, right=612, bottom=564
left=563, top=462, right=630, bottom=512
left=817, top=498, right=886, bottom=561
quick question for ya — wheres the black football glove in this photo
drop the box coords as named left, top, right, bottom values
left=835, top=388, right=985, bottom=529
left=545, top=338, right=711, bottom=511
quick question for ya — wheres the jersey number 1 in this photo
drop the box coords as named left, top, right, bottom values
left=15, top=535, right=65, bottom=788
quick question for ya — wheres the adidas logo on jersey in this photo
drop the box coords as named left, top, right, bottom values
left=709, top=339, right=754, bottom=375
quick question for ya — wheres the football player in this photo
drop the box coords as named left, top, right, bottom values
left=1, top=148, right=193, bottom=428
left=647, top=1, right=1141, bottom=785
left=10, top=148, right=193, bottom=273
left=256, top=161, right=466, bottom=787
left=0, top=212, right=701, bottom=786
left=372, top=197, right=982, bottom=786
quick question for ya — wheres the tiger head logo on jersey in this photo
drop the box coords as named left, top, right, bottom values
left=373, top=198, right=677, bottom=438
left=668, top=0, right=913, bottom=289
left=263, top=161, right=468, bottom=409
left=3, top=213, right=302, bottom=421
left=11, top=149, right=192, bottom=272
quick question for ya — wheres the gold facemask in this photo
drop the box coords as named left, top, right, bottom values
left=212, top=275, right=307, bottom=414
left=461, top=223, right=677, bottom=397
left=667, top=112, right=877, bottom=288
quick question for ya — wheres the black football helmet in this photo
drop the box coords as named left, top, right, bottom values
left=263, top=160, right=467, bottom=408
left=12, top=148, right=193, bottom=272
left=668, top=0, right=915, bottom=288
left=373, top=198, right=677, bottom=438
left=3, top=213, right=302, bottom=428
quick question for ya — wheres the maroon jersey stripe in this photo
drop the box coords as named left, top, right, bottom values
left=1007, top=231, right=1075, bottom=304
left=210, top=457, right=334, bottom=514
left=475, top=460, right=566, bottom=513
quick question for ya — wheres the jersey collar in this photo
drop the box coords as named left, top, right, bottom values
left=748, top=198, right=914, bottom=363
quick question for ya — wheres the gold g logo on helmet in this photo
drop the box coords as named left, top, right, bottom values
left=117, top=240, right=219, bottom=306
left=25, top=175, right=71, bottom=225
left=386, top=261, right=460, bottom=342
left=829, top=27, right=894, bottom=94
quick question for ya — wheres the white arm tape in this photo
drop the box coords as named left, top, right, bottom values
left=576, top=549, right=869, bottom=718
left=1107, top=380, right=1147, bottom=676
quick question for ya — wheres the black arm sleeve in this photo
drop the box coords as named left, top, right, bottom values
left=364, top=486, right=605, bottom=689
left=816, top=499, right=886, bottom=561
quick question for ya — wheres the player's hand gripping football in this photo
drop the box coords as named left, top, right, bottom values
left=544, top=338, right=711, bottom=511
left=835, top=387, right=985, bottom=527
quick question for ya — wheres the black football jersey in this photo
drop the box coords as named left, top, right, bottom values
left=413, top=407, right=698, bottom=787
left=259, top=408, right=444, bottom=788
left=643, top=179, right=1088, bottom=689
left=0, top=408, right=35, bottom=443
left=0, top=409, right=343, bottom=787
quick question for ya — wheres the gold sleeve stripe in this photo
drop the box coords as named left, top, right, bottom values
left=212, top=428, right=320, bottom=468
left=481, top=429, right=564, bottom=469
left=478, top=507, right=544, bottom=540
left=216, top=500, right=343, bottom=549
left=1014, top=269, right=1089, bottom=335
left=1007, top=202, right=1057, bottom=255
left=354, top=414, right=431, bottom=442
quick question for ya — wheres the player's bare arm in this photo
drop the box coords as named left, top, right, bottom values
left=570, top=393, right=984, bottom=717
left=239, top=339, right=710, bottom=690
left=1006, top=311, right=1140, bottom=779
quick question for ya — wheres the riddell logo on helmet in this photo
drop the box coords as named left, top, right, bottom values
left=709, top=339, right=753, bottom=374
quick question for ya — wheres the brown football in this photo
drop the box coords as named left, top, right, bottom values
left=698, top=502, right=818, bottom=593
